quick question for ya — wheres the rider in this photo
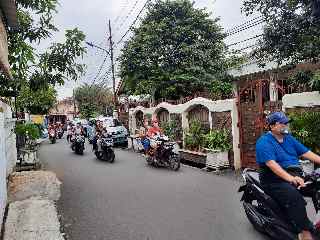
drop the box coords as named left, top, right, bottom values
left=96, top=127, right=110, bottom=151
left=144, top=117, right=163, bottom=156
left=48, top=122, right=56, bottom=135
left=66, top=122, right=73, bottom=143
left=256, top=112, right=320, bottom=240
left=92, top=120, right=104, bottom=151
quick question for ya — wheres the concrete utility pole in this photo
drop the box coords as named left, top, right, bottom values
left=108, top=19, right=117, bottom=107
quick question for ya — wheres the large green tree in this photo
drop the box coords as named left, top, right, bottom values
left=16, top=85, right=57, bottom=114
left=119, top=0, right=236, bottom=100
left=242, top=0, right=320, bottom=65
left=74, top=84, right=113, bottom=119
left=0, top=0, right=86, bottom=97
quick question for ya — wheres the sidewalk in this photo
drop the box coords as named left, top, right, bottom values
left=2, top=171, right=63, bottom=240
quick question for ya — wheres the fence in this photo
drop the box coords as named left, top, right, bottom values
left=0, top=101, right=17, bottom=231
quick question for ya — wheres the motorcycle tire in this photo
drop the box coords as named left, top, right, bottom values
left=95, top=151, right=103, bottom=160
left=108, top=151, right=115, bottom=163
left=146, top=156, right=154, bottom=166
left=243, top=202, right=297, bottom=240
left=169, top=155, right=180, bottom=171
left=51, top=138, right=56, bottom=144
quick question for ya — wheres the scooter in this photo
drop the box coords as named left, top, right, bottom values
left=238, top=167, right=320, bottom=240
left=49, top=129, right=56, bottom=144
left=95, top=136, right=115, bottom=163
left=146, top=135, right=180, bottom=171
left=71, top=134, right=85, bottom=155
left=57, top=128, right=63, bottom=139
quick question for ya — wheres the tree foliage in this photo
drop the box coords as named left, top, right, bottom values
left=119, top=0, right=238, bottom=100
left=16, top=84, right=57, bottom=114
left=242, top=0, right=320, bottom=65
left=74, top=84, right=113, bottom=119
left=0, top=0, right=86, bottom=96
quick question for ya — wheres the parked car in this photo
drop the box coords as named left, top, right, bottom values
left=100, top=117, right=129, bottom=146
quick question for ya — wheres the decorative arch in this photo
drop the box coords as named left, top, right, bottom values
left=134, top=110, right=144, bottom=129
left=155, top=107, right=170, bottom=126
left=186, top=104, right=210, bottom=132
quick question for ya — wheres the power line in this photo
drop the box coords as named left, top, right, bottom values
left=226, top=19, right=265, bottom=36
left=89, top=54, right=109, bottom=88
left=225, top=16, right=263, bottom=34
left=227, top=34, right=263, bottom=47
left=115, top=0, right=141, bottom=33
left=115, top=0, right=152, bottom=46
left=113, top=0, right=130, bottom=24
left=235, top=43, right=259, bottom=52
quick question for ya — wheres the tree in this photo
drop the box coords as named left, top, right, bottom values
left=74, top=84, right=113, bottom=119
left=16, top=85, right=57, bottom=114
left=119, top=0, right=237, bottom=100
left=0, top=0, right=86, bottom=97
left=242, top=0, right=320, bottom=65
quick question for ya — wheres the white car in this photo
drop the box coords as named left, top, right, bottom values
left=100, top=117, right=129, bottom=146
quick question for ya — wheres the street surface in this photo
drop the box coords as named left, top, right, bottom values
left=39, top=138, right=267, bottom=240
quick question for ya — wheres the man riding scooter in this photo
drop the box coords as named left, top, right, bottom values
left=256, top=112, right=320, bottom=240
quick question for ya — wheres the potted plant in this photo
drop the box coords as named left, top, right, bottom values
left=203, top=129, right=232, bottom=170
left=179, top=120, right=207, bottom=165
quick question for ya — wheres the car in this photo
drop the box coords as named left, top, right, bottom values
left=99, top=117, right=129, bottom=146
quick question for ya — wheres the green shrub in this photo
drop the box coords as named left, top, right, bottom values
left=203, top=129, right=232, bottom=152
left=161, top=120, right=183, bottom=141
left=15, top=122, right=41, bottom=140
left=184, top=120, right=206, bottom=151
left=289, top=111, right=320, bottom=154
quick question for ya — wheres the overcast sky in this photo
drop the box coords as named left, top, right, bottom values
left=41, top=0, right=262, bottom=100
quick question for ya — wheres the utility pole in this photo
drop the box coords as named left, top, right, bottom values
left=108, top=20, right=117, bottom=111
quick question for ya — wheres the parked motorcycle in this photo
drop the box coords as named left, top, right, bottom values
left=71, top=134, right=85, bottom=155
left=95, top=136, right=115, bottom=162
left=49, top=129, right=56, bottom=144
left=238, top=167, right=320, bottom=240
left=57, top=128, right=64, bottom=139
left=146, top=135, right=180, bottom=171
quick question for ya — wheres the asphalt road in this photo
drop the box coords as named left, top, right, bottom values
left=39, top=138, right=268, bottom=240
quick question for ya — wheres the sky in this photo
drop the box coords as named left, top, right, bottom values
left=39, top=0, right=262, bottom=100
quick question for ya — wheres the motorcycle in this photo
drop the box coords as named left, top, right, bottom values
left=146, top=135, right=180, bottom=171
left=71, top=134, right=85, bottom=155
left=49, top=129, right=56, bottom=144
left=57, top=128, right=64, bottom=139
left=238, top=167, right=320, bottom=240
left=95, top=136, right=115, bottom=162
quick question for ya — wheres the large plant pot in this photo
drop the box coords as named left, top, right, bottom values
left=206, top=150, right=229, bottom=170
left=179, top=149, right=207, bottom=165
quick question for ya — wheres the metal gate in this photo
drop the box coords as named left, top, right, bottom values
left=238, top=78, right=284, bottom=168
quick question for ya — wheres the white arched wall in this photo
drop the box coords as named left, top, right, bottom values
left=129, top=97, right=241, bottom=169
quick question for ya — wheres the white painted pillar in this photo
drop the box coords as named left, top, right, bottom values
left=181, top=111, right=189, bottom=148
left=0, top=111, right=7, bottom=230
left=231, top=99, right=241, bottom=170
left=209, top=112, right=213, bottom=130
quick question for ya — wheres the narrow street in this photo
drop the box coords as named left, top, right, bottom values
left=39, top=139, right=267, bottom=240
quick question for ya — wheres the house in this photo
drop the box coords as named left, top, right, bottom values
left=0, top=0, right=18, bottom=233
left=0, top=0, right=18, bottom=79
left=48, top=97, right=79, bottom=123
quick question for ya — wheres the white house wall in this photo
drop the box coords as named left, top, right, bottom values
left=282, top=91, right=320, bottom=109
left=0, top=101, right=16, bottom=232
left=129, top=97, right=241, bottom=169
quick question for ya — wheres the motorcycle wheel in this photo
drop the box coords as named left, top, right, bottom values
left=108, top=150, right=115, bottom=163
left=169, top=155, right=180, bottom=171
left=243, top=202, right=297, bottom=240
left=146, top=156, right=154, bottom=165
left=95, top=151, right=103, bottom=160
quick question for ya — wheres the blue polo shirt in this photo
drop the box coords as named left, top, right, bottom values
left=256, top=132, right=309, bottom=183
left=256, top=132, right=309, bottom=167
